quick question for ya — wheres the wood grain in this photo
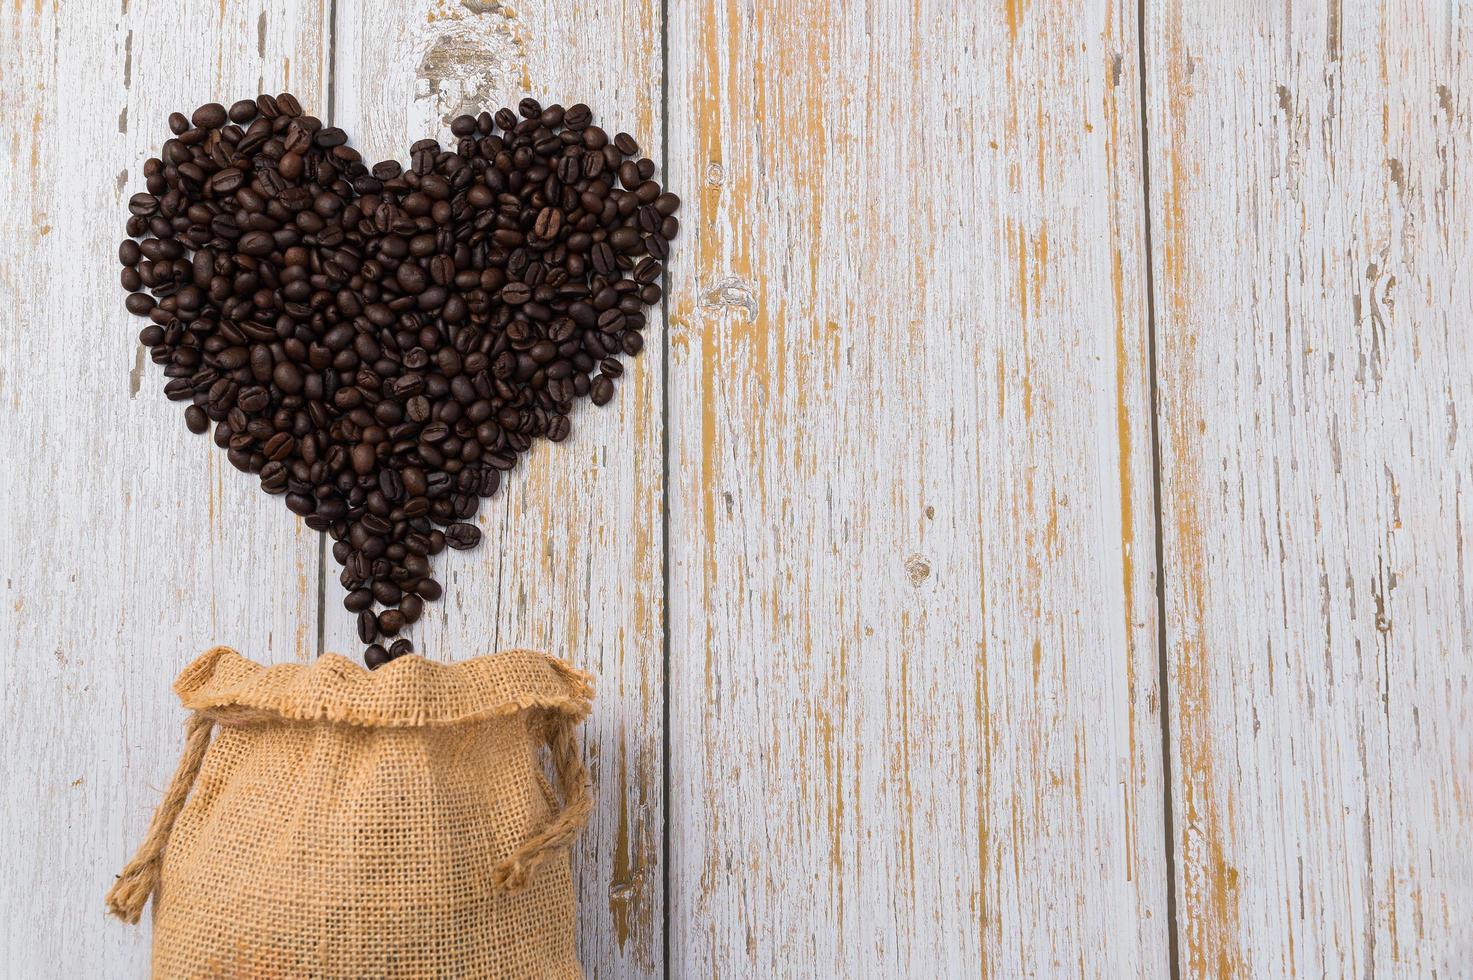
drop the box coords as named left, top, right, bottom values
left=331, top=0, right=667, bottom=974
left=0, top=1, right=330, bottom=976
left=5, top=0, right=1471, bottom=975
left=1146, top=2, right=1473, bottom=975
left=663, top=0, right=1169, bottom=974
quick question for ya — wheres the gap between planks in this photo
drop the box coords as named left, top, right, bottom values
left=1134, top=0, right=1183, bottom=977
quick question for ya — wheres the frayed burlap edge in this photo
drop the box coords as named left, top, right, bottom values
left=175, top=645, right=594, bottom=727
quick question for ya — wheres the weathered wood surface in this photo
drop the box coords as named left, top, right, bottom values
left=664, top=0, right=1169, bottom=975
left=1146, top=2, right=1473, bottom=976
left=0, top=1, right=330, bottom=977
left=1, top=0, right=1470, bottom=977
left=331, top=1, right=667, bottom=974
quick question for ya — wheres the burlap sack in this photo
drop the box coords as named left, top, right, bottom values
left=106, top=645, right=594, bottom=979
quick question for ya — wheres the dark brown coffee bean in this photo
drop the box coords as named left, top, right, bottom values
left=377, top=609, right=405, bottom=636
left=533, top=206, right=563, bottom=240
left=364, top=644, right=391, bottom=669
left=228, top=99, right=258, bottom=123
left=444, top=522, right=481, bottom=549
left=562, top=103, right=592, bottom=129
left=125, top=292, right=156, bottom=316
left=591, top=241, right=616, bottom=276
left=184, top=405, right=209, bottom=434
left=351, top=442, right=376, bottom=475
left=357, top=609, right=378, bottom=644
left=610, top=227, right=642, bottom=253
left=191, top=103, right=227, bottom=128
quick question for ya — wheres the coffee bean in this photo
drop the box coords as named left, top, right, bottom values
left=228, top=99, right=258, bottom=123
left=444, top=522, right=481, bottom=549
left=389, top=638, right=413, bottom=659
left=377, top=609, right=405, bottom=636
left=357, top=609, right=378, bottom=644
left=191, top=103, right=227, bottom=128
left=238, top=231, right=274, bottom=257
left=363, top=644, right=391, bottom=669
left=184, top=405, right=209, bottom=434
left=120, top=92, right=680, bottom=664
left=563, top=103, right=592, bottom=129
left=610, top=227, right=642, bottom=253
left=533, top=206, right=562, bottom=240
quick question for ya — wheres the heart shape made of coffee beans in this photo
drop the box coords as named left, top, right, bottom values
left=120, top=93, right=679, bottom=667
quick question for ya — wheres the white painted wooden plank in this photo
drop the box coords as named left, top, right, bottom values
left=0, top=1, right=330, bottom=977
left=1146, top=2, right=1473, bottom=975
left=331, top=0, right=667, bottom=974
left=664, top=0, right=1168, bottom=975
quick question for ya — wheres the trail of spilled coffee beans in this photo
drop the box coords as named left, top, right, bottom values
left=120, top=93, right=678, bottom=667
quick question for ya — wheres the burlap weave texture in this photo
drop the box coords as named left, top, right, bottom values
left=106, top=645, right=594, bottom=979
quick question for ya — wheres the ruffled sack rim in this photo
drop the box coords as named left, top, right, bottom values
left=173, top=646, right=595, bottom=728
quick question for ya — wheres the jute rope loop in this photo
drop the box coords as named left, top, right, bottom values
left=105, top=712, right=215, bottom=924
left=491, top=712, right=593, bottom=892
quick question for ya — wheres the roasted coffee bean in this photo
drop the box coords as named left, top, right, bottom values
left=564, top=103, right=592, bottom=130
left=191, top=102, right=227, bottom=128
left=119, top=91, right=679, bottom=664
left=183, top=405, right=209, bottom=434
left=357, top=609, right=378, bottom=644
left=377, top=609, right=405, bottom=636
left=228, top=99, right=258, bottom=123
left=444, top=522, right=481, bottom=550
left=363, top=644, right=391, bottom=669
left=125, top=292, right=156, bottom=316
